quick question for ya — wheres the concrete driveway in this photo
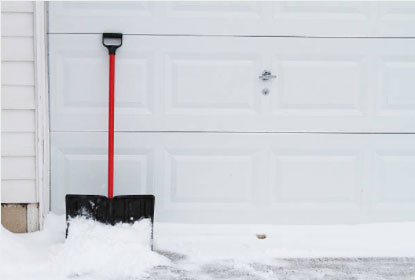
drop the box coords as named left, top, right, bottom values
left=147, top=254, right=415, bottom=280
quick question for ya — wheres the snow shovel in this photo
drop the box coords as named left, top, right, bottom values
left=65, top=33, right=155, bottom=238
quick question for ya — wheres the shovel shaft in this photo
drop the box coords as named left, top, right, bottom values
left=108, top=54, right=115, bottom=198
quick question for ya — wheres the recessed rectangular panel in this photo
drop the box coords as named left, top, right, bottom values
left=51, top=1, right=154, bottom=16
left=275, top=1, right=369, bottom=17
left=371, top=143, right=415, bottom=221
left=272, top=1, right=371, bottom=37
left=269, top=39, right=367, bottom=120
left=167, top=153, right=253, bottom=203
left=379, top=59, right=415, bottom=111
left=64, top=154, right=108, bottom=195
left=60, top=55, right=151, bottom=111
left=376, top=2, right=415, bottom=37
left=372, top=42, right=415, bottom=131
left=375, top=154, right=415, bottom=203
left=273, top=154, right=359, bottom=203
left=265, top=134, right=367, bottom=224
left=52, top=153, right=150, bottom=213
left=166, top=1, right=262, bottom=18
left=51, top=133, right=153, bottom=214
left=49, top=35, right=154, bottom=131
left=165, top=54, right=260, bottom=114
left=275, top=59, right=363, bottom=112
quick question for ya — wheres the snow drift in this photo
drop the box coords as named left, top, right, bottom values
left=0, top=215, right=168, bottom=280
left=2, top=214, right=415, bottom=279
left=59, top=217, right=167, bottom=279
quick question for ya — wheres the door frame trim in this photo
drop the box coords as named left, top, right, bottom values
left=34, top=1, right=50, bottom=229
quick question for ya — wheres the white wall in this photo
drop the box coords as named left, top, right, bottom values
left=1, top=1, right=37, bottom=203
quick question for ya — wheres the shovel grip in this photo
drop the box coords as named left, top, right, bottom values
left=103, top=33, right=122, bottom=55
left=108, top=54, right=115, bottom=198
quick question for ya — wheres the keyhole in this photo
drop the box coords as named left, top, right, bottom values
left=262, top=88, right=269, bottom=95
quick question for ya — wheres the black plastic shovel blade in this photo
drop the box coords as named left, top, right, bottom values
left=65, top=194, right=155, bottom=237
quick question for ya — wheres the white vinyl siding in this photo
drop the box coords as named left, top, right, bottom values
left=1, top=132, right=35, bottom=156
left=1, top=1, right=37, bottom=203
left=1, top=11, right=34, bottom=36
left=1, top=86, right=35, bottom=109
left=1, top=180, right=36, bottom=202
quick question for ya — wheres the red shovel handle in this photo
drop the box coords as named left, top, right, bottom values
left=108, top=54, right=115, bottom=198
left=103, top=33, right=122, bottom=198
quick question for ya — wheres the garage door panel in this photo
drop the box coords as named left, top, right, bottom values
left=267, top=136, right=365, bottom=211
left=51, top=132, right=415, bottom=223
left=160, top=138, right=267, bottom=212
left=165, top=1, right=263, bottom=19
left=50, top=37, right=154, bottom=131
left=272, top=154, right=361, bottom=204
left=273, top=1, right=370, bottom=17
left=49, top=1, right=155, bottom=19
left=50, top=135, right=153, bottom=214
left=378, top=57, right=415, bottom=114
left=371, top=150, right=415, bottom=222
left=269, top=39, right=369, bottom=119
left=48, top=2, right=415, bottom=37
left=377, top=2, right=415, bottom=37
left=273, top=58, right=365, bottom=114
left=50, top=35, right=415, bottom=132
left=49, top=35, right=265, bottom=131
left=374, top=153, right=415, bottom=204
left=48, top=1, right=266, bottom=36
left=271, top=1, right=372, bottom=37
left=165, top=53, right=261, bottom=114
left=165, top=152, right=255, bottom=203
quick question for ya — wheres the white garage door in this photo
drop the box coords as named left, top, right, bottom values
left=49, top=2, right=415, bottom=224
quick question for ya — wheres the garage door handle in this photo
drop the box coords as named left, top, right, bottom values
left=259, top=70, right=276, bottom=81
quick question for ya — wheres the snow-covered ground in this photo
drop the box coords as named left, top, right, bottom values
left=1, top=214, right=415, bottom=280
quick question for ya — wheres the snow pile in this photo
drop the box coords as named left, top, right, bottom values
left=0, top=226, right=33, bottom=279
left=0, top=216, right=168, bottom=280
left=0, top=225, right=51, bottom=280
left=57, top=217, right=168, bottom=279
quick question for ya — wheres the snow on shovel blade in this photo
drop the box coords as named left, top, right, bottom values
left=65, top=194, right=155, bottom=237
